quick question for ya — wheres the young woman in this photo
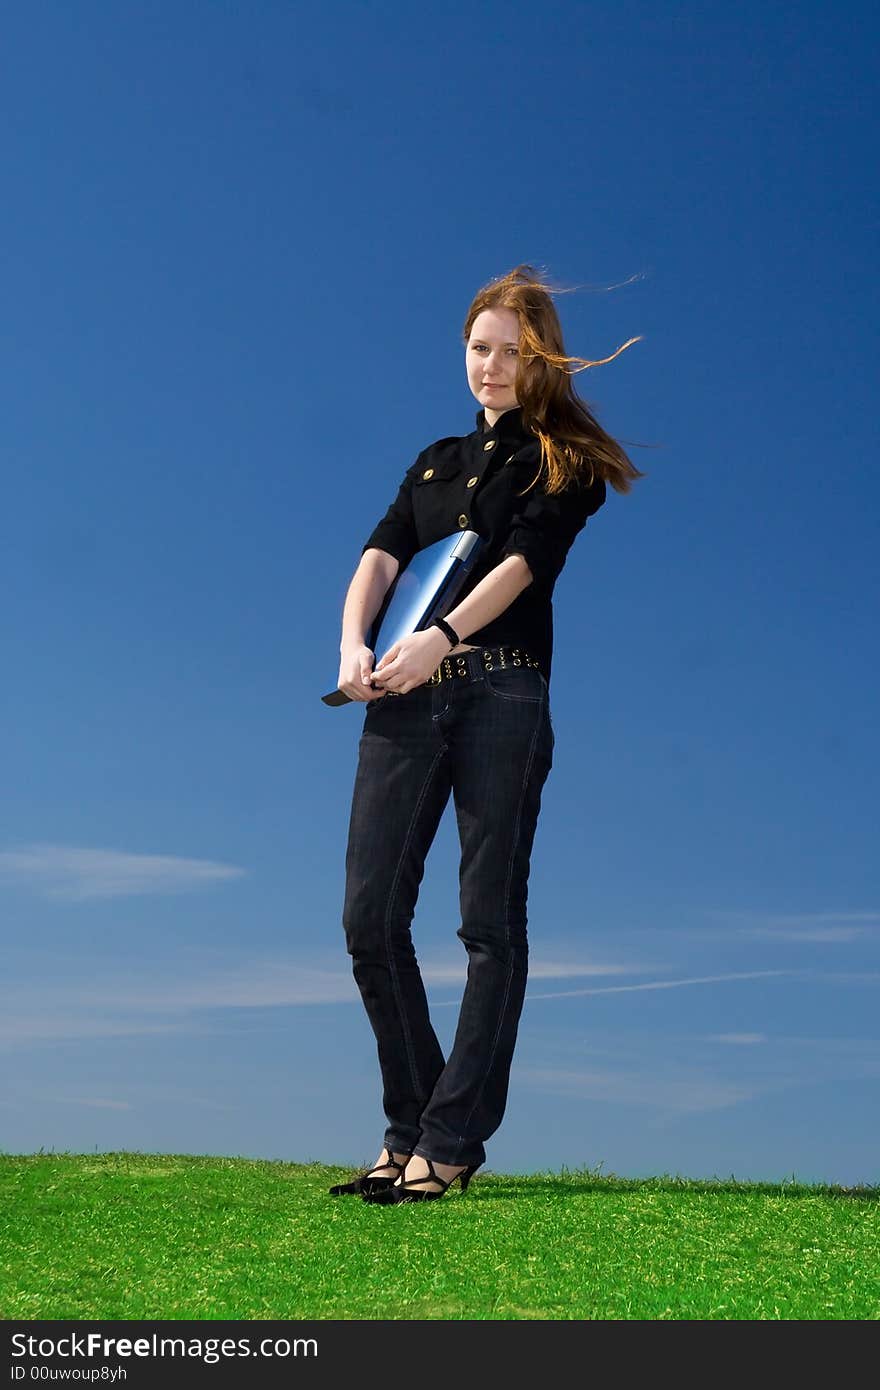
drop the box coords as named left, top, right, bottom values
left=330, top=265, right=642, bottom=1203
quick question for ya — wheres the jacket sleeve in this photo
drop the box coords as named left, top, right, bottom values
left=499, top=475, right=606, bottom=589
left=360, top=469, right=419, bottom=572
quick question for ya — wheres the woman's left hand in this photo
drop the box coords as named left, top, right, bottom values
left=370, top=627, right=455, bottom=695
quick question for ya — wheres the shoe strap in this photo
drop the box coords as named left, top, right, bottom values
left=398, top=1158, right=462, bottom=1192
left=366, top=1150, right=410, bottom=1179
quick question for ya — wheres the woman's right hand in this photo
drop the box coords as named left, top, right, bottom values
left=337, top=642, right=386, bottom=702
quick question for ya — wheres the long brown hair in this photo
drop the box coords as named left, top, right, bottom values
left=462, top=264, right=644, bottom=496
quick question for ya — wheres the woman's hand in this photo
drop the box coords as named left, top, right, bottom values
left=337, top=642, right=387, bottom=703
left=370, top=627, right=454, bottom=695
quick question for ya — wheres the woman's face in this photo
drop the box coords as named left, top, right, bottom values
left=466, top=307, right=521, bottom=423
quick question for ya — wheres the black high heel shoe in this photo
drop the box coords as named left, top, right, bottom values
left=362, top=1155, right=480, bottom=1203
left=328, top=1149, right=413, bottom=1197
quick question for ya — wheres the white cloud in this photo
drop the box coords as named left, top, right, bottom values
left=518, top=1065, right=756, bottom=1114
left=709, top=1033, right=768, bottom=1045
left=0, top=965, right=358, bottom=1036
left=420, top=957, right=636, bottom=985
left=129, top=964, right=359, bottom=1011
left=815, top=972, right=880, bottom=984
left=2, top=956, right=638, bottom=1023
left=524, top=970, right=793, bottom=1001
left=0, top=952, right=649, bottom=1043
left=708, top=910, right=880, bottom=943
left=516, top=1035, right=880, bottom=1119
left=0, top=957, right=806, bottom=1044
left=0, top=844, right=246, bottom=901
left=0, top=1016, right=195, bottom=1044
left=59, top=1097, right=133, bottom=1110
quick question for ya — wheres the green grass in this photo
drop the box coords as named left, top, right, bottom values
left=1, top=1152, right=877, bottom=1320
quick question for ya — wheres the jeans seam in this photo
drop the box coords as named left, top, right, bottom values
left=384, top=742, right=448, bottom=1104
left=503, top=695, right=542, bottom=937
left=456, top=696, right=542, bottom=1151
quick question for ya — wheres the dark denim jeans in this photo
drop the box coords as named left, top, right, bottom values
left=341, top=646, right=554, bottom=1169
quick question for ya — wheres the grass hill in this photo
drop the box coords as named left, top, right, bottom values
left=1, top=1152, right=877, bottom=1320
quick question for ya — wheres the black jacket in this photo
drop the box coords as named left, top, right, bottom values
left=361, top=405, right=606, bottom=685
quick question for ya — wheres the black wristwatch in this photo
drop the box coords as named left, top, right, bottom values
left=431, top=616, right=460, bottom=649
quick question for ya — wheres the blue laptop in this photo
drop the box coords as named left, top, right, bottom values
left=322, top=529, right=485, bottom=706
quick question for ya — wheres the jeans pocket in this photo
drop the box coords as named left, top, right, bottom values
left=483, top=666, right=545, bottom=702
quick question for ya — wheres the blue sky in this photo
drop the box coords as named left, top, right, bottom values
left=2, top=1, right=877, bottom=1186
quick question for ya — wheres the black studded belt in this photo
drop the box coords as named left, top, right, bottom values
left=425, top=645, right=541, bottom=687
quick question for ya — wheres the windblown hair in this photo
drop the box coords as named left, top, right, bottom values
left=462, top=264, right=644, bottom=497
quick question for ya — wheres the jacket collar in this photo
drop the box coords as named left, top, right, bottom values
left=475, top=404, right=534, bottom=444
